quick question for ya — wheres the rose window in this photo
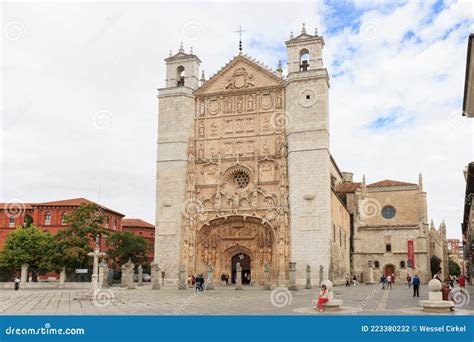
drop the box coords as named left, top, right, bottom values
left=234, top=171, right=250, bottom=188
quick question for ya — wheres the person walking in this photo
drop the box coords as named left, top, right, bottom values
left=352, top=275, right=358, bottom=286
left=386, top=274, right=392, bottom=290
left=458, top=274, right=466, bottom=293
left=345, top=274, right=350, bottom=287
left=412, top=274, right=420, bottom=297
left=14, top=276, right=20, bottom=291
left=225, top=273, right=229, bottom=286
left=195, top=274, right=204, bottom=292
left=220, top=273, right=226, bottom=287
left=380, top=275, right=386, bottom=290
left=406, top=275, right=412, bottom=288
left=314, top=284, right=329, bottom=312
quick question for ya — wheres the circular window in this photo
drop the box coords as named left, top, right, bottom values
left=381, top=206, right=396, bottom=219
left=234, top=171, right=250, bottom=188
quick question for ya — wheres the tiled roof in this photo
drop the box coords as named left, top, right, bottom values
left=367, top=180, right=417, bottom=188
left=0, top=203, right=34, bottom=210
left=34, top=198, right=125, bottom=216
left=122, top=218, right=155, bottom=229
left=335, top=182, right=361, bottom=193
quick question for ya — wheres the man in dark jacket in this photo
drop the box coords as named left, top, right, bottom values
left=195, top=274, right=205, bottom=292
left=412, top=275, right=420, bottom=297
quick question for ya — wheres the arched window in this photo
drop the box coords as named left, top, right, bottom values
left=113, top=219, right=117, bottom=230
left=176, top=65, right=185, bottom=86
left=299, top=48, right=310, bottom=71
left=45, top=212, right=52, bottom=225
left=400, top=260, right=406, bottom=268
left=24, top=215, right=33, bottom=228
left=8, top=216, right=15, bottom=228
left=104, top=216, right=109, bottom=229
left=374, top=261, right=380, bottom=268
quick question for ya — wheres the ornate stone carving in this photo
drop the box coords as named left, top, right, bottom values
left=225, top=67, right=255, bottom=90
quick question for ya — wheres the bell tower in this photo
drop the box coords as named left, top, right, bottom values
left=154, top=43, right=201, bottom=284
left=285, top=24, right=331, bottom=285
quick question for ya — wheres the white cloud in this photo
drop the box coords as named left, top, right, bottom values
left=1, top=1, right=472, bottom=239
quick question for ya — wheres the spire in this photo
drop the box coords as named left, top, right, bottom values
left=179, top=42, right=184, bottom=53
left=430, top=219, right=435, bottom=229
left=200, top=70, right=206, bottom=86
left=314, top=27, right=319, bottom=36
left=190, top=46, right=193, bottom=54
left=290, top=31, right=294, bottom=39
left=301, top=23, right=306, bottom=34
left=276, top=60, right=283, bottom=78
left=169, top=50, right=173, bottom=57
left=418, top=173, right=423, bottom=191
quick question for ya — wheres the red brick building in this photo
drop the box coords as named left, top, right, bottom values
left=122, top=218, right=155, bottom=260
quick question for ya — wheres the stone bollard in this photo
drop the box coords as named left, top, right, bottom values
left=120, top=264, right=127, bottom=288
left=137, top=265, right=143, bottom=287
left=235, top=263, right=243, bottom=290
left=20, top=264, right=28, bottom=285
left=178, top=265, right=187, bottom=290
left=288, top=262, right=298, bottom=291
left=59, top=267, right=66, bottom=287
left=419, top=279, right=454, bottom=312
left=263, top=263, right=271, bottom=290
left=305, top=264, right=312, bottom=289
left=206, top=264, right=214, bottom=290
left=150, top=262, right=160, bottom=290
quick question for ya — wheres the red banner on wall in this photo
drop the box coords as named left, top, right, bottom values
left=408, top=240, right=415, bottom=269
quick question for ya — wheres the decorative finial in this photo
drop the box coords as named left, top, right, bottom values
left=430, top=219, right=434, bottom=229
left=234, top=26, right=246, bottom=54
left=290, top=31, right=294, bottom=39
left=201, top=70, right=205, bottom=80
left=361, top=174, right=367, bottom=195
left=169, top=50, right=172, bottom=57
left=179, top=42, right=184, bottom=52
left=315, top=27, right=318, bottom=36
left=276, top=60, right=283, bottom=78
left=418, top=173, right=423, bottom=191
left=301, top=23, right=306, bottom=34
left=190, top=46, right=193, bottom=54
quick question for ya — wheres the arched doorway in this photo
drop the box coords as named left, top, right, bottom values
left=384, top=264, right=395, bottom=282
left=231, top=253, right=251, bottom=284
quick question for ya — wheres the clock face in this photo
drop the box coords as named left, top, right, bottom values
left=298, top=89, right=317, bottom=108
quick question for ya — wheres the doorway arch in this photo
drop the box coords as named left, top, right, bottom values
left=231, top=253, right=251, bottom=284
left=384, top=264, right=395, bottom=282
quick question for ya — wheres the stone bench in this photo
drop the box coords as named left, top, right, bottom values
left=419, top=300, right=454, bottom=313
left=323, top=299, right=343, bottom=311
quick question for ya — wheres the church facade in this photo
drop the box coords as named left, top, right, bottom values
left=154, top=26, right=350, bottom=286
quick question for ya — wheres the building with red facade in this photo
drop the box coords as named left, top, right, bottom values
left=122, top=218, right=155, bottom=260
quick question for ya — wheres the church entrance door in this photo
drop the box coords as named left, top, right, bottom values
left=231, top=253, right=251, bottom=284
left=384, top=264, right=395, bottom=282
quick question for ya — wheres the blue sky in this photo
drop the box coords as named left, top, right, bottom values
left=1, top=0, right=472, bottom=239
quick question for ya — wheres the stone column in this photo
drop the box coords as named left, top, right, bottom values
left=319, top=265, right=324, bottom=286
left=59, top=267, right=66, bottom=286
left=125, top=259, right=135, bottom=290
left=206, top=264, right=214, bottom=290
left=263, top=262, right=271, bottom=290
left=235, top=263, right=243, bottom=290
left=305, top=264, right=312, bottom=289
left=20, top=264, right=28, bottom=285
left=288, top=262, right=298, bottom=291
left=137, top=265, right=143, bottom=287
left=150, top=262, right=161, bottom=290
left=178, top=265, right=187, bottom=290
left=366, top=266, right=374, bottom=284
left=120, top=264, right=127, bottom=288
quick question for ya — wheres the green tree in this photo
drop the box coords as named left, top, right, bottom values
left=430, top=255, right=442, bottom=277
left=43, top=203, right=107, bottom=272
left=0, top=225, right=54, bottom=281
left=448, top=259, right=461, bottom=277
left=107, top=231, right=149, bottom=265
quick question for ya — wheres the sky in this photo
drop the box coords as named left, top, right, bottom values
left=1, top=0, right=473, bottom=239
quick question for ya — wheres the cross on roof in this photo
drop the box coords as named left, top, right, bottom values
left=234, top=26, right=246, bottom=53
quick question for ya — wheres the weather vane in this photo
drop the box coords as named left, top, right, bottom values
left=234, top=25, right=246, bottom=54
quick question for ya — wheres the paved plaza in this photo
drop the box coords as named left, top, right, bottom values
left=0, top=283, right=472, bottom=316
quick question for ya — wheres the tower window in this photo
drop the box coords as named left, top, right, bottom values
left=374, top=261, right=380, bottom=268
left=306, top=95, right=311, bottom=100
left=299, top=48, right=310, bottom=71
left=176, top=66, right=185, bottom=87
left=400, top=260, right=406, bottom=268
left=385, top=244, right=392, bottom=252
left=381, top=206, right=396, bottom=219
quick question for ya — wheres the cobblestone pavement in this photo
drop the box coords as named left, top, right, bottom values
left=0, top=284, right=472, bottom=316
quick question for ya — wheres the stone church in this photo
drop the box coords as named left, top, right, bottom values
left=154, top=25, right=351, bottom=286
